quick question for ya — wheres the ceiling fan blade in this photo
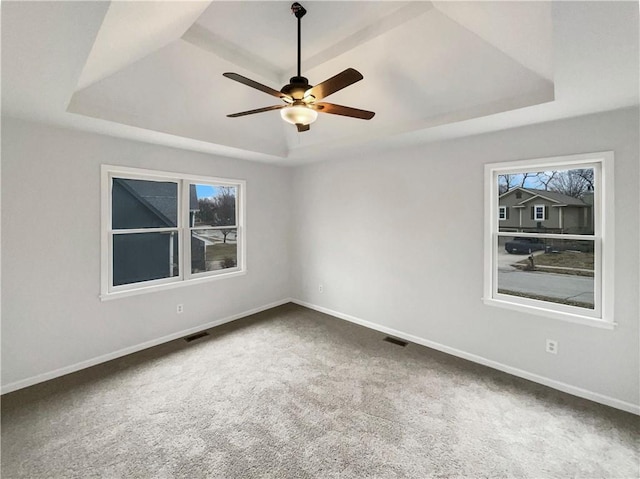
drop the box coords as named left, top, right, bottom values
left=305, top=68, right=363, bottom=101
left=223, top=72, right=287, bottom=99
left=313, top=102, right=375, bottom=120
left=227, top=105, right=286, bottom=118
left=296, top=123, right=310, bottom=132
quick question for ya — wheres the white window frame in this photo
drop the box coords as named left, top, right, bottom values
left=101, top=165, right=246, bottom=300
left=499, top=206, right=507, bottom=221
left=533, top=204, right=545, bottom=221
left=483, top=152, right=615, bottom=329
left=186, top=180, right=241, bottom=281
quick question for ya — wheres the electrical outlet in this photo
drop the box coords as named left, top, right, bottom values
left=319, top=284, right=324, bottom=293
left=177, top=304, right=184, bottom=314
left=546, top=339, right=558, bottom=354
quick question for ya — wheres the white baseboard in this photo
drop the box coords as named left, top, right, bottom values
left=291, top=299, right=640, bottom=416
left=1, top=298, right=292, bottom=395
left=6, top=297, right=638, bottom=416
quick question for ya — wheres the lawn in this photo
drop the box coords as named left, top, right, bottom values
left=516, top=251, right=594, bottom=276
left=206, top=242, right=237, bottom=262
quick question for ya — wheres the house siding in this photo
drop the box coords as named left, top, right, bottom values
left=499, top=189, right=592, bottom=234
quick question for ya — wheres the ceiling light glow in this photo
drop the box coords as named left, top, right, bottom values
left=280, top=105, right=318, bottom=126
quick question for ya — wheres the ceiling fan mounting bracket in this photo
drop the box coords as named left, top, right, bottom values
left=291, top=2, right=307, bottom=19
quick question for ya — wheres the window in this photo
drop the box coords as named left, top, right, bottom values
left=533, top=204, right=546, bottom=221
left=189, top=184, right=239, bottom=275
left=484, top=152, right=614, bottom=328
left=111, top=178, right=180, bottom=287
left=101, top=166, right=245, bottom=298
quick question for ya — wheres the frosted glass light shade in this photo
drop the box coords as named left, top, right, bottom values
left=280, top=105, right=318, bottom=125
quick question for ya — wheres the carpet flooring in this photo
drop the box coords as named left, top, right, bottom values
left=2, top=304, right=638, bottom=478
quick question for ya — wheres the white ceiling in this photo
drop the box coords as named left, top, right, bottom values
left=2, top=1, right=638, bottom=165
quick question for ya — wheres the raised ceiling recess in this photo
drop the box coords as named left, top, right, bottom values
left=66, top=1, right=555, bottom=160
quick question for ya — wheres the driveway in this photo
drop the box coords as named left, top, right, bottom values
left=496, top=249, right=544, bottom=271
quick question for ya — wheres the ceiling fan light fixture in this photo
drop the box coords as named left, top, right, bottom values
left=280, top=104, right=318, bottom=126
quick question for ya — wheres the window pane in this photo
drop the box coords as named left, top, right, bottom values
left=191, top=229, right=238, bottom=273
left=497, top=238, right=595, bottom=309
left=112, top=178, right=178, bottom=229
left=497, top=168, right=594, bottom=234
left=190, top=184, right=237, bottom=227
left=113, top=232, right=179, bottom=286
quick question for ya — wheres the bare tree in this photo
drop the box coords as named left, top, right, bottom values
left=535, top=171, right=557, bottom=191
left=498, top=169, right=593, bottom=199
left=549, top=169, right=593, bottom=198
left=213, top=187, right=236, bottom=243
left=519, top=172, right=535, bottom=188
left=196, top=187, right=237, bottom=243
left=197, top=198, right=216, bottom=225
left=574, top=168, right=594, bottom=190
left=498, top=174, right=518, bottom=194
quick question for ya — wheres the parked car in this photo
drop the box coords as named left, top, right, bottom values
left=505, top=237, right=550, bottom=254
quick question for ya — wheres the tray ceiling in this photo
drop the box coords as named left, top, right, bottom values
left=2, top=1, right=638, bottom=164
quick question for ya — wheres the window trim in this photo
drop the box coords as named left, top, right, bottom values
left=483, top=152, right=615, bottom=328
left=533, top=204, right=545, bottom=221
left=498, top=206, right=507, bottom=221
left=100, top=165, right=246, bottom=300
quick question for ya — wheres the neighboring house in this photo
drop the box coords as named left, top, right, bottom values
left=112, top=179, right=205, bottom=285
left=498, top=187, right=593, bottom=234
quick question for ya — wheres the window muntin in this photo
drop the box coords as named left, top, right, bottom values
left=102, top=166, right=245, bottom=298
left=485, top=152, right=614, bottom=327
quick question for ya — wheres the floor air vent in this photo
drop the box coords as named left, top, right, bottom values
left=184, top=331, right=209, bottom=343
left=383, top=336, right=408, bottom=347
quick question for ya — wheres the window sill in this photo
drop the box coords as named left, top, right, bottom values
left=100, top=270, right=246, bottom=301
left=482, top=297, right=616, bottom=329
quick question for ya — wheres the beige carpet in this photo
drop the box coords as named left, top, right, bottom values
left=2, top=304, right=638, bottom=478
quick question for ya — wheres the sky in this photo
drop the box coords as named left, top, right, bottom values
left=498, top=169, right=591, bottom=190
left=195, top=184, right=235, bottom=200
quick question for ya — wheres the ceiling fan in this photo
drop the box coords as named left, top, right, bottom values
left=223, top=2, right=375, bottom=132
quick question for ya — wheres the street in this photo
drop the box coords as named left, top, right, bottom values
left=496, top=249, right=594, bottom=306
left=497, top=269, right=594, bottom=305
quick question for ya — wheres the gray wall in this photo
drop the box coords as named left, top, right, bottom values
left=290, top=107, right=639, bottom=409
left=3, top=108, right=639, bottom=412
left=1, top=118, right=292, bottom=388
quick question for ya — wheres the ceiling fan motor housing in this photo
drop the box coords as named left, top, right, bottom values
left=281, top=76, right=311, bottom=100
